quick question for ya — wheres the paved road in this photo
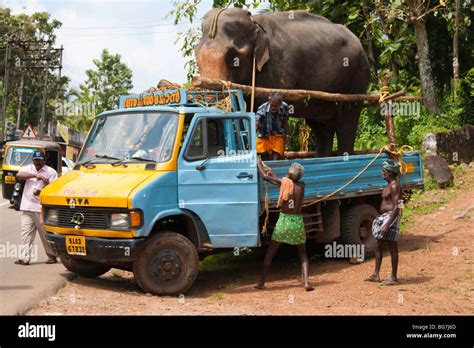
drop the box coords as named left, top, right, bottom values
left=0, top=196, right=73, bottom=315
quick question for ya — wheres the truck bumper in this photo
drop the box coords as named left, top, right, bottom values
left=45, top=233, right=146, bottom=263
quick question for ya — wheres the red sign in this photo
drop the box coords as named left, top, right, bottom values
left=22, top=124, right=37, bottom=139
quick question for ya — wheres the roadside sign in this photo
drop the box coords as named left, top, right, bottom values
left=21, top=124, right=37, bottom=139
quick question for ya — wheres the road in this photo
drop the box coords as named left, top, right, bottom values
left=0, top=196, right=73, bottom=315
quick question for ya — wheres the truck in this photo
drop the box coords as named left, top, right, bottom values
left=42, top=88, right=424, bottom=295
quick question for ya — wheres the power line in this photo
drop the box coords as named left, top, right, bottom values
left=61, top=21, right=192, bottom=30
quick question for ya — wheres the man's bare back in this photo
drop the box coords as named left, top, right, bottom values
left=280, top=181, right=305, bottom=214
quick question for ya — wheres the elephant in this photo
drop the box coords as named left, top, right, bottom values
left=195, top=7, right=371, bottom=157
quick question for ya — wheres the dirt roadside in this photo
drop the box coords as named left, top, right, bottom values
left=27, top=165, right=474, bottom=315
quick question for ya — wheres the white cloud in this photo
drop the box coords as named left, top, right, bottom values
left=6, top=0, right=213, bottom=93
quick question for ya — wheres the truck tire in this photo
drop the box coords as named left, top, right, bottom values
left=13, top=196, right=21, bottom=211
left=133, top=231, right=199, bottom=296
left=59, top=255, right=111, bottom=278
left=341, top=204, right=378, bottom=258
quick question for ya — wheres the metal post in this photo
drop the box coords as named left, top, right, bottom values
left=52, top=45, right=63, bottom=140
left=1, top=41, right=11, bottom=143
left=16, top=72, right=24, bottom=129
left=39, top=45, right=51, bottom=140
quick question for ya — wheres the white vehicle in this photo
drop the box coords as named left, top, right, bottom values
left=61, top=157, right=74, bottom=174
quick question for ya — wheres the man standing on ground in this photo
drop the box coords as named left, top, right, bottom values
left=256, top=92, right=289, bottom=160
left=365, top=159, right=402, bottom=285
left=14, top=150, right=58, bottom=265
left=255, top=159, right=314, bottom=291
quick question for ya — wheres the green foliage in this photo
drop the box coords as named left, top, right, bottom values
left=0, top=8, right=65, bottom=132
left=394, top=97, right=463, bottom=147
left=457, top=67, right=474, bottom=125
left=80, top=49, right=133, bottom=115
left=355, top=108, right=387, bottom=150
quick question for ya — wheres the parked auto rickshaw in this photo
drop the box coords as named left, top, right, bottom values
left=2, top=140, right=62, bottom=210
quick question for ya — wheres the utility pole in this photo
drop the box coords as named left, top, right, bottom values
left=39, top=45, right=51, bottom=140
left=16, top=71, right=25, bottom=129
left=51, top=45, right=63, bottom=139
left=1, top=40, right=12, bottom=143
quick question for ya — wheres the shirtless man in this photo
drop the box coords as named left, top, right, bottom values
left=255, top=159, right=314, bottom=291
left=365, top=159, right=402, bottom=285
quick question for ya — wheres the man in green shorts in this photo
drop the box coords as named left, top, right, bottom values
left=255, top=159, right=314, bottom=291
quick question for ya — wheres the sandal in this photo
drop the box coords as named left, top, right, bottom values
left=14, top=259, right=30, bottom=266
left=381, top=279, right=399, bottom=286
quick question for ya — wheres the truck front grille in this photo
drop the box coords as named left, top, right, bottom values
left=56, top=208, right=108, bottom=230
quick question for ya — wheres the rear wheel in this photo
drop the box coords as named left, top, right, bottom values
left=59, top=255, right=111, bottom=278
left=133, top=231, right=199, bottom=296
left=341, top=204, right=379, bottom=258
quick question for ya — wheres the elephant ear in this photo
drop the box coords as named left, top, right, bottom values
left=253, top=23, right=270, bottom=72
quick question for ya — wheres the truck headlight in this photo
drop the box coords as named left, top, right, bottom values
left=110, top=213, right=130, bottom=228
left=46, top=209, right=58, bottom=223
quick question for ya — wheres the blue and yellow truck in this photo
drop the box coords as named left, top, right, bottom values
left=42, top=88, right=423, bottom=295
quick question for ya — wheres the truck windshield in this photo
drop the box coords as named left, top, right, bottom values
left=78, top=112, right=179, bottom=164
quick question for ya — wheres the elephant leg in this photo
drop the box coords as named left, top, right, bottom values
left=336, top=102, right=362, bottom=156
left=307, top=119, right=336, bottom=157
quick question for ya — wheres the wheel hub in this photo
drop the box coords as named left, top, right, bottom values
left=152, top=250, right=183, bottom=282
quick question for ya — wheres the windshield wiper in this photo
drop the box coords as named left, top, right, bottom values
left=78, top=154, right=120, bottom=166
left=111, top=156, right=157, bottom=166
left=130, top=156, right=157, bottom=163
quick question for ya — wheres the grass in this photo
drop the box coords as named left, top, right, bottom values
left=400, top=164, right=472, bottom=231
left=199, top=249, right=259, bottom=272
left=216, top=281, right=241, bottom=290
left=210, top=292, right=224, bottom=301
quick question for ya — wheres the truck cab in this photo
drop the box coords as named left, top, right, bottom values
left=42, top=88, right=260, bottom=295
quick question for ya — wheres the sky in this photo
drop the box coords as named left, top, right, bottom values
left=4, top=0, right=214, bottom=92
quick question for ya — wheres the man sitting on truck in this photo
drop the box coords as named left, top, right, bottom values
left=255, top=159, right=314, bottom=291
left=365, top=159, right=402, bottom=285
left=256, top=92, right=289, bottom=161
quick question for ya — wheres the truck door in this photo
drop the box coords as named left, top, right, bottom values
left=177, top=113, right=259, bottom=248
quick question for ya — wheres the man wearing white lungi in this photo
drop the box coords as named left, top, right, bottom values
left=14, top=150, right=58, bottom=265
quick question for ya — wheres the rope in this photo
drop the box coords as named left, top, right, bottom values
left=298, top=120, right=311, bottom=152
left=209, top=8, right=226, bottom=39
left=379, top=85, right=390, bottom=104
left=250, top=56, right=256, bottom=112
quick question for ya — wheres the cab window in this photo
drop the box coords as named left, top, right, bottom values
left=184, top=117, right=250, bottom=161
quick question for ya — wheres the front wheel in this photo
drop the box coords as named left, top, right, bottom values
left=59, top=255, right=111, bottom=278
left=133, top=231, right=199, bottom=296
left=13, top=195, right=21, bottom=211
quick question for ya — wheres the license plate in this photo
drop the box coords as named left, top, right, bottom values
left=65, top=235, right=87, bottom=256
left=5, top=175, right=15, bottom=184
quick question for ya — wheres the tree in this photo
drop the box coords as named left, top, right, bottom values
left=1, top=8, right=64, bottom=136
left=405, top=0, right=439, bottom=113
left=79, top=49, right=133, bottom=114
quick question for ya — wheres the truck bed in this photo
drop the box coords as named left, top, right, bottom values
left=259, top=151, right=424, bottom=206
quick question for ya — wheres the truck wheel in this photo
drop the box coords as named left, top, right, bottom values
left=341, top=204, right=378, bottom=258
left=59, top=255, right=111, bottom=278
left=133, top=231, right=199, bottom=296
left=13, top=196, right=21, bottom=211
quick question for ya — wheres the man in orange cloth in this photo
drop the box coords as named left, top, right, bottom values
left=256, top=92, right=289, bottom=160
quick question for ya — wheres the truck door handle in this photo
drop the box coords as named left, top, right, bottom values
left=236, top=172, right=253, bottom=179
